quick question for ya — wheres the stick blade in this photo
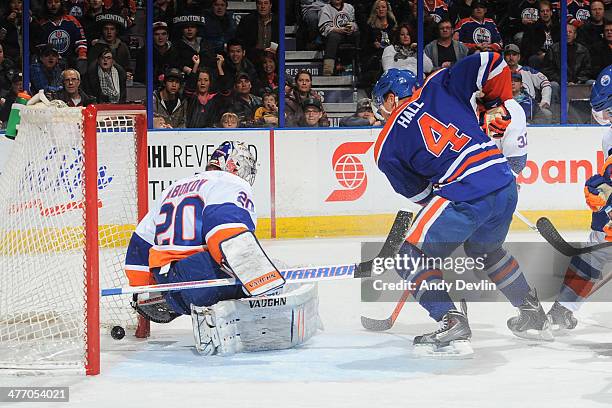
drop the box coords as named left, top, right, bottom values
left=536, top=217, right=578, bottom=257
left=360, top=315, right=394, bottom=331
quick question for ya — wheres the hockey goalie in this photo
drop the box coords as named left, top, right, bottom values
left=124, top=141, right=322, bottom=355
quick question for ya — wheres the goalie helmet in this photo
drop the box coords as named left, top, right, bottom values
left=208, top=141, right=257, bottom=185
left=371, top=68, right=417, bottom=119
left=591, top=65, right=612, bottom=124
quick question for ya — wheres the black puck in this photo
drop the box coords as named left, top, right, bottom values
left=111, top=325, right=126, bottom=340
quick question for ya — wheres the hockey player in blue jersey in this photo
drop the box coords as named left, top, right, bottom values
left=546, top=65, right=612, bottom=331
left=125, top=141, right=320, bottom=355
left=372, top=53, right=552, bottom=357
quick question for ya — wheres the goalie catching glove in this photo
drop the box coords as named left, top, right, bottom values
left=131, top=292, right=180, bottom=324
left=478, top=103, right=512, bottom=138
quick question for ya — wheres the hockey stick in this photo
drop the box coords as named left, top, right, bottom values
left=102, top=210, right=414, bottom=297
left=360, top=210, right=538, bottom=332
left=536, top=217, right=612, bottom=257
left=360, top=288, right=412, bottom=331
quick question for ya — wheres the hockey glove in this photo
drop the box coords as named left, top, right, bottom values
left=584, top=174, right=612, bottom=212
left=479, top=105, right=511, bottom=138
left=131, top=292, right=180, bottom=324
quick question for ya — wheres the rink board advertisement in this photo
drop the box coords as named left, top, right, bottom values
left=0, top=125, right=606, bottom=237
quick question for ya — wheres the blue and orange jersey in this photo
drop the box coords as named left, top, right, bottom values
left=38, top=16, right=88, bottom=61
left=124, top=171, right=257, bottom=286
left=424, top=0, right=448, bottom=24
left=455, top=17, right=502, bottom=52
left=374, top=52, right=514, bottom=204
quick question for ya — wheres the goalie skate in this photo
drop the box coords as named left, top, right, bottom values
left=412, top=304, right=474, bottom=359
left=507, top=289, right=554, bottom=341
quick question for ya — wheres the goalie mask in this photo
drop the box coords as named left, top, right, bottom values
left=208, top=141, right=257, bottom=185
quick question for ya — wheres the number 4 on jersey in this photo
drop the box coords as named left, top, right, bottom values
left=418, top=113, right=472, bottom=157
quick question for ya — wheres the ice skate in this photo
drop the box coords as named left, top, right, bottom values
left=413, top=303, right=473, bottom=358
left=507, top=289, right=553, bottom=341
left=546, top=301, right=578, bottom=332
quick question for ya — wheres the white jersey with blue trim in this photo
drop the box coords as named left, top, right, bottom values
left=124, top=171, right=257, bottom=286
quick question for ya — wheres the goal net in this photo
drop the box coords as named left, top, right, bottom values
left=0, top=104, right=148, bottom=375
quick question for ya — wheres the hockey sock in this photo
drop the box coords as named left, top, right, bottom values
left=557, top=256, right=601, bottom=308
left=410, top=268, right=455, bottom=321
left=486, top=253, right=530, bottom=307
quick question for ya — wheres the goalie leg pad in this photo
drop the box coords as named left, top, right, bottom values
left=191, top=284, right=322, bottom=355
left=220, top=230, right=285, bottom=296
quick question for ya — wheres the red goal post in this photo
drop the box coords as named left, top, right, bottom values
left=0, top=104, right=148, bottom=375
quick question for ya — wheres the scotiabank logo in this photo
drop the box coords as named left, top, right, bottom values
left=326, top=142, right=373, bottom=202
left=517, top=151, right=604, bottom=184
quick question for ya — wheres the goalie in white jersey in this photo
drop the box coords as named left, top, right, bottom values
left=124, top=141, right=320, bottom=355
left=546, top=66, right=612, bottom=331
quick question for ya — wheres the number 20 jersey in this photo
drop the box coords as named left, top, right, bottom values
left=124, top=171, right=257, bottom=286
left=374, top=52, right=514, bottom=204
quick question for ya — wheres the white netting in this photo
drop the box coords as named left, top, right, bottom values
left=0, top=106, right=144, bottom=374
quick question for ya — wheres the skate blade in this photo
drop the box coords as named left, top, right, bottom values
left=412, top=340, right=474, bottom=359
left=511, top=327, right=554, bottom=342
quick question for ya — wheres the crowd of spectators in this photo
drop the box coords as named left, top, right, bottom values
left=0, top=1, right=611, bottom=128
left=294, top=0, right=612, bottom=125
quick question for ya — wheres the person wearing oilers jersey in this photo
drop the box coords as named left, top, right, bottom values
left=545, top=65, right=612, bottom=331
left=124, top=141, right=320, bottom=355
left=371, top=52, right=551, bottom=358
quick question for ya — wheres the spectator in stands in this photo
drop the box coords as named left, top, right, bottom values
left=30, top=44, right=63, bottom=94
left=520, top=0, right=559, bottom=69
left=176, top=0, right=205, bottom=16
left=0, top=44, right=16, bottom=99
left=135, top=21, right=181, bottom=87
left=299, top=98, right=329, bottom=127
left=202, top=0, right=237, bottom=55
left=173, top=15, right=215, bottom=76
left=220, top=111, right=239, bottom=128
left=424, top=0, right=449, bottom=24
left=49, top=68, right=96, bottom=106
left=299, top=0, right=329, bottom=49
left=38, top=0, right=88, bottom=72
left=541, top=23, right=592, bottom=85
left=454, top=1, right=503, bottom=53
left=154, top=0, right=175, bottom=29
left=319, top=0, right=359, bottom=76
left=449, top=0, right=475, bottom=25
left=254, top=90, right=279, bottom=127
left=256, top=50, right=278, bottom=95
left=361, top=0, right=397, bottom=86
left=216, top=39, right=260, bottom=93
left=153, top=67, right=186, bottom=128
left=0, top=0, right=23, bottom=64
left=591, top=20, right=612, bottom=75
left=80, top=0, right=105, bottom=44
left=577, top=1, right=606, bottom=53
left=185, top=64, right=218, bottom=128
left=83, top=46, right=127, bottom=103
left=236, top=0, right=278, bottom=62
left=0, top=70, right=22, bottom=128
left=285, top=70, right=330, bottom=127
left=566, top=0, right=591, bottom=26
left=65, top=0, right=87, bottom=18
left=507, top=0, right=540, bottom=44
left=382, top=23, right=433, bottom=75
left=503, top=43, right=553, bottom=123
left=511, top=71, right=539, bottom=122
left=88, top=14, right=131, bottom=73
left=425, top=19, right=469, bottom=70
left=339, top=97, right=382, bottom=127
left=228, top=72, right=262, bottom=127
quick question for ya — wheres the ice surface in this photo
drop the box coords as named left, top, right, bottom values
left=2, top=231, right=612, bottom=408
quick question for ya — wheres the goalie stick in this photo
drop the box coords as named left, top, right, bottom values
left=102, top=210, right=414, bottom=297
left=536, top=217, right=612, bottom=257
